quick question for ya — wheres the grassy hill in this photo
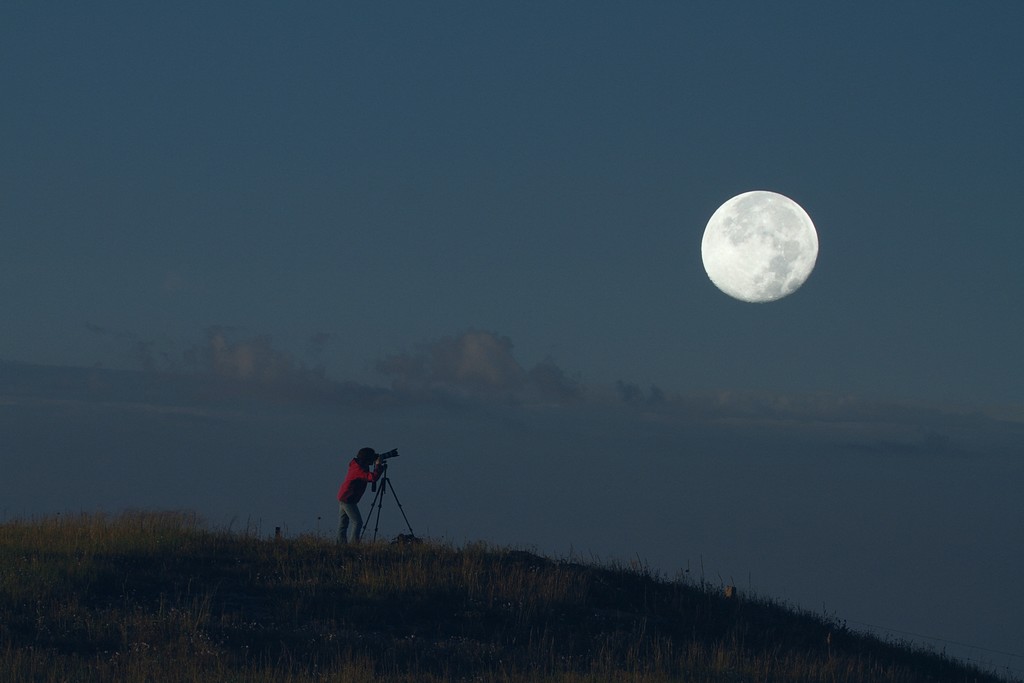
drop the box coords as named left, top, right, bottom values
left=0, top=511, right=1010, bottom=682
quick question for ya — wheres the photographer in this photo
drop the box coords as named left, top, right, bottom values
left=336, top=447, right=383, bottom=544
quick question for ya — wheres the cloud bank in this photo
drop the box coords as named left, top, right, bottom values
left=183, top=327, right=327, bottom=386
left=376, top=330, right=581, bottom=405
left=71, top=325, right=1024, bottom=444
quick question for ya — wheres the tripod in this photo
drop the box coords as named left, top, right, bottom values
left=366, top=464, right=415, bottom=541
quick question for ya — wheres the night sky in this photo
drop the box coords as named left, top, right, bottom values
left=3, top=3, right=1023, bottom=675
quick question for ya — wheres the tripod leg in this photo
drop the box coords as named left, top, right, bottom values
left=365, top=481, right=384, bottom=542
left=384, top=478, right=415, bottom=537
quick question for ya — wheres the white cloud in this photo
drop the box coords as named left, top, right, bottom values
left=376, top=330, right=580, bottom=404
left=184, top=327, right=325, bottom=385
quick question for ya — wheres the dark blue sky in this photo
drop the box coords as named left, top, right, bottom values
left=3, top=3, right=1024, bottom=674
left=3, top=2, right=1022, bottom=405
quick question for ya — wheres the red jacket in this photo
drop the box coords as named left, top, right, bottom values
left=337, top=458, right=381, bottom=504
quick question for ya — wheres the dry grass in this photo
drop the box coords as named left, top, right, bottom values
left=0, top=511, right=1012, bottom=682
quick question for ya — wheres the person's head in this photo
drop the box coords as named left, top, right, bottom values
left=356, top=447, right=376, bottom=465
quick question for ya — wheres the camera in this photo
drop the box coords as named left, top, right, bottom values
left=371, top=449, right=398, bottom=493
left=377, top=448, right=399, bottom=461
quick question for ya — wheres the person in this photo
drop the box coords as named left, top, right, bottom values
left=337, top=447, right=383, bottom=544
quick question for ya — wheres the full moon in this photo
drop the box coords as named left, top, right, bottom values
left=701, top=190, right=818, bottom=303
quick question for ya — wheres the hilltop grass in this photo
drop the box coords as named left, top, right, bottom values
left=0, top=511, right=1011, bottom=682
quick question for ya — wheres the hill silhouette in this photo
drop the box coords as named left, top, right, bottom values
left=0, top=511, right=1013, bottom=682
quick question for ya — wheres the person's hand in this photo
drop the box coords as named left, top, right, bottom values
left=374, top=456, right=383, bottom=466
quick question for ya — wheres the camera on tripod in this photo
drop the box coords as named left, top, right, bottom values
left=371, top=449, right=398, bottom=492
left=366, top=447, right=416, bottom=541
left=376, top=448, right=399, bottom=462
left=373, top=449, right=398, bottom=474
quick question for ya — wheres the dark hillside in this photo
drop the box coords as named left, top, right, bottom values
left=0, top=512, right=1012, bottom=682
